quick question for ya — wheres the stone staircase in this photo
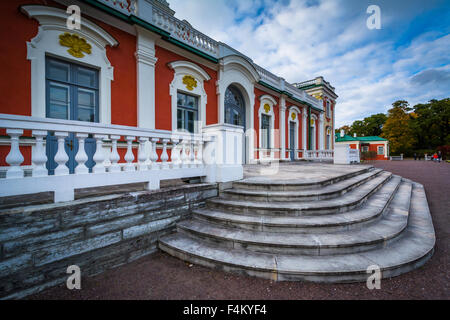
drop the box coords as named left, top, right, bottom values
left=159, top=166, right=435, bottom=282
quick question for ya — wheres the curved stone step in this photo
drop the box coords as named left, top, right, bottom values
left=159, top=183, right=434, bottom=283
left=222, top=168, right=384, bottom=202
left=178, top=181, right=411, bottom=255
left=207, top=171, right=393, bottom=216
left=193, top=175, right=402, bottom=233
left=234, top=166, right=374, bottom=191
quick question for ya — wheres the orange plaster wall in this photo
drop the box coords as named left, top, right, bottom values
left=154, top=45, right=218, bottom=131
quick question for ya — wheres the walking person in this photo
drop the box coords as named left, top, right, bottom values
left=414, top=153, right=417, bottom=160
left=433, top=153, right=438, bottom=162
left=438, top=151, right=442, bottom=163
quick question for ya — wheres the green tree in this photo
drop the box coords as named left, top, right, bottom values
left=410, top=98, right=450, bottom=149
left=362, top=113, right=387, bottom=136
left=381, top=100, right=416, bottom=155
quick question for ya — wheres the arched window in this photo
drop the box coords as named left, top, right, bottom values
left=326, top=100, right=331, bottom=118
left=225, top=85, right=245, bottom=128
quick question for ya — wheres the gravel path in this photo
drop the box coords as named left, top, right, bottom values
left=29, top=160, right=449, bottom=300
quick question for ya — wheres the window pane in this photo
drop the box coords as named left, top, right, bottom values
left=47, top=59, right=70, bottom=82
left=77, top=89, right=96, bottom=122
left=177, top=109, right=184, bottom=130
left=77, top=67, right=97, bottom=88
left=78, top=89, right=95, bottom=107
left=48, top=83, right=70, bottom=119
left=187, top=111, right=195, bottom=133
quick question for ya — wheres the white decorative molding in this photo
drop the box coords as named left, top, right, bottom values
left=21, top=5, right=118, bottom=124
left=135, top=26, right=159, bottom=130
left=279, top=97, right=286, bottom=160
left=288, top=106, right=301, bottom=159
left=258, top=96, right=276, bottom=159
left=168, top=61, right=211, bottom=133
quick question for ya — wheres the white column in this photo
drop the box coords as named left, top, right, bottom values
left=6, top=129, right=24, bottom=179
left=138, top=137, right=149, bottom=171
left=75, top=133, right=89, bottom=174
left=171, top=138, right=180, bottom=169
left=150, top=138, right=159, bottom=170
left=160, top=138, right=170, bottom=169
left=135, top=26, right=158, bottom=129
left=93, top=134, right=107, bottom=173
left=319, top=113, right=325, bottom=150
left=31, top=130, right=47, bottom=177
left=124, top=136, right=136, bottom=172
left=279, top=98, right=286, bottom=160
left=302, top=107, right=307, bottom=151
left=54, top=132, right=69, bottom=176
left=109, top=135, right=121, bottom=173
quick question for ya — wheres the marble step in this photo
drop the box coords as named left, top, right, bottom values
left=193, top=175, right=402, bottom=233
left=232, top=166, right=373, bottom=191
left=207, top=171, right=393, bottom=216
left=222, top=168, right=384, bottom=202
left=159, top=183, right=435, bottom=283
left=178, top=181, right=412, bottom=255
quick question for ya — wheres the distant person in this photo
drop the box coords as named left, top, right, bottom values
left=433, top=153, right=438, bottom=162
left=438, top=151, right=442, bottom=163
left=414, top=153, right=417, bottom=160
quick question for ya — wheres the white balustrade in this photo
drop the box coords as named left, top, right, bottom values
left=75, top=133, right=89, bottom=174
left=109, top=135, right=121, bottom=173
left=0, top=114, right=212, bottom=203
left=124, top=136, right=136, bottom=172
left=160, top=138, right=170, bottom=169
left=54, top=132, right=69, bottom=176
left=31, top=130, right=47, bottom=177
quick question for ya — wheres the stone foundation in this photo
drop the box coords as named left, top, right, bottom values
left=0, top=183, right=217, bottom=299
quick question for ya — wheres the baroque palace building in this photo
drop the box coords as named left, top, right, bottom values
left=0, top=0, right=338, bottom=201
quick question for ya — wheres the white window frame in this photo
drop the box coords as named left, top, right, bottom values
left=168, top=61, right=210, bottom=134
left=288, top=106, right=301, bottom=159
left=22, top=5, right=118, bottom=124
left=377, top=146, right=384, bottom=155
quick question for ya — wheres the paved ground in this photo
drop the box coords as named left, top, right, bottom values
left=29, top=160, right=449, bottom=300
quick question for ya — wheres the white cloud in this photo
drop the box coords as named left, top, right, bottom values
left=169, top=0, right=450, bottom=127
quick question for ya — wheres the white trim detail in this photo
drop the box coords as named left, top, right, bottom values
left=258, top=95, right=276, bottom=159
left=288, top=106, right=300, bottom=160
left=217, top=55, right=259, bottom=164
left=168, top=60, right=211, bottom=133
left=21, top=5, right=118, bottom=124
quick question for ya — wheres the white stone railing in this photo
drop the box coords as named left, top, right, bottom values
left=150, top=5, right=219, bottom=56
left=0, top=114, right=218, bottom=202
left=303, top=149, right=334, bottom=161
left=254, top=64, right=280, bottom=89
left=97, top=0, right=137, bottom=15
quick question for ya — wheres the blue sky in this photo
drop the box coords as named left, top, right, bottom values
left=169, top=0, right=450, bottom=127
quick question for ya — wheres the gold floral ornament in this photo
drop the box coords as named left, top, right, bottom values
left=291, top=113, right=296, bottom=120
left=263, top=104, right=271, bottom=113
left=59, top=33, right=92, bottom=58
left=313, top=93, right=323, bottom=100
left=311, top=119, right=315, bottom=126
left=182, top=75, right=197, bottom=91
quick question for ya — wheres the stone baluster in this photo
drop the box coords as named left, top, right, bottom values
left=196, top=140, right=203, bottom=167
left=109, top=135, right=121, bottom=173
left=181, top=139, right=188, bottom=168
left=5, top=129, right=24, bottom=179
left=138, top=137, right=149, bottom=171
left=150, top=138, right=159, bottom=170
left=31, top=130, right=48, bottom=177
left=124, top=136, right=136, bottom=172
left=170, top=138, right=180, bottom=169
left=74, top=133, right=89, bottom=174
left=92, top=134, right=107, bottom=173
left=189, top=140, right=196, bottom=168
left=160, top=139, right=170, bottom=169
left=54, top=132, right=69, bottom=176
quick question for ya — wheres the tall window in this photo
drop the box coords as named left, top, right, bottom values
left=177, top=92, right=198, bottom=133
left=261, top=114, right=271, bottom=149
left=225, top=85, right=245, bottom=128
left=326, top=100, right=331, bottom=118
left=46, top=57, right=99, bottom=122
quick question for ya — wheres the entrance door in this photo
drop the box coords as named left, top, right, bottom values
left=224, top=85, right=246, bottom=162
left=289, top=121, right=295, bottom=161
left=45, top=57, right=99, bottom=174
